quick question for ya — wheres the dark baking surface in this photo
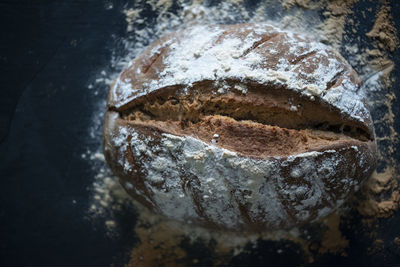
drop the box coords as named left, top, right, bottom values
left=0, top=0, right=399, bottom=266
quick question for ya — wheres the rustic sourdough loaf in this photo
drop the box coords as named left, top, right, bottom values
left=103, top=23, right=377, bottom=231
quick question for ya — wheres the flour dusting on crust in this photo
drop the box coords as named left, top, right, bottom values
left=110, top=24, right=370, bottom=128
left=104, top=112, right=375, bottom=230
left=84, top=0, right=399, bottom=264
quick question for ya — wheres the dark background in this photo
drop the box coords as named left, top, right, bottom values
left=1, top=0, right=399, bottom=266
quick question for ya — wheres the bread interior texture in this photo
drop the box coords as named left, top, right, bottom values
left=116, top=81, right=372, bottom=158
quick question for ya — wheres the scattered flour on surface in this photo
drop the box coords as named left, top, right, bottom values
left=82, top=0, right=398, bottom=264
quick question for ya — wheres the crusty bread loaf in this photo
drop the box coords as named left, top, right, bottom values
left=103, top=23, right=377, bottom=231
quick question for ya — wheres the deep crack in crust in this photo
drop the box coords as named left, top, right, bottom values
left=114, top=80, right=373, bottom=158
left=103, top=23, right=377, bottom=231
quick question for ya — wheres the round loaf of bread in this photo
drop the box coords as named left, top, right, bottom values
left=103, top=23, right=377, bottom=231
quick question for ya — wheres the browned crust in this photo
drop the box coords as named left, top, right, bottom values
left=103, top=23, right=378, bottom=231
left=103, top=112, right=377, bottom=231
left=107, top=24, right=367, bottom=130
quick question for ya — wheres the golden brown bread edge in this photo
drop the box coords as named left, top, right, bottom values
left=102, top=23, right=377, bottom=231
